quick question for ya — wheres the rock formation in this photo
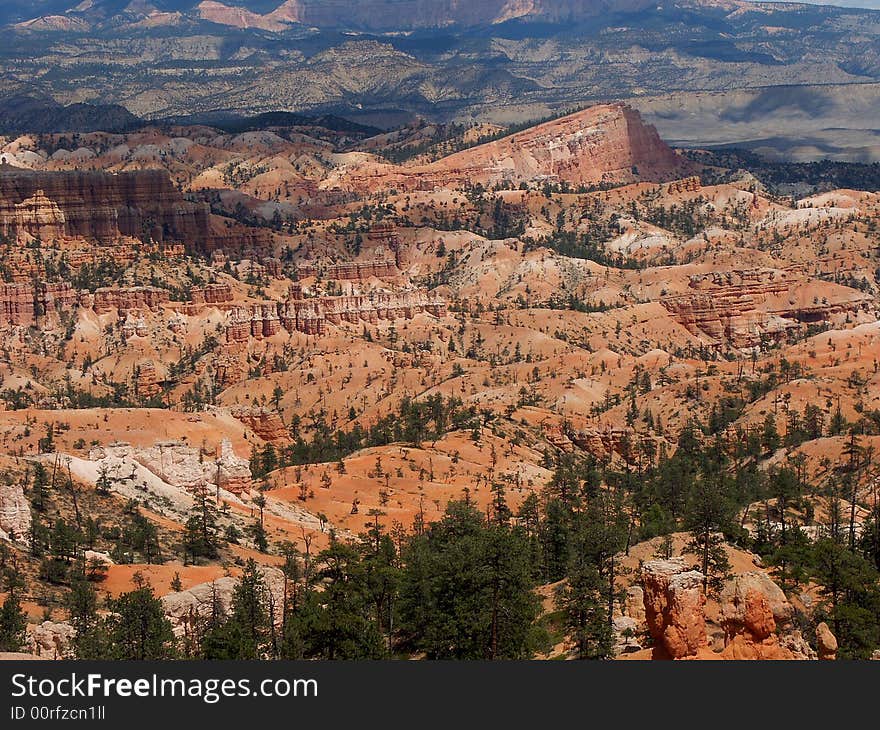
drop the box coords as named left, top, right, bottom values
left=0, top=282, right=79, bottom=327
left=0, top=168, right=211, bottom=246
left=134, top=361, right=163, bottom=400
left=225, top=289, right=447, bottom=341
left=232, top=408, right=289, bottom=442
left=26, top=621, right=75, bottom=660
left=816, top=621, right=838, bottom=660
left=0, top=282, right=173, bottom=328
left=295, top=258, right=399, bottom=281
left=664, top=176, right=701, bottom=194
left=641, top=558, right=708, bottom=659
left=161, top=565, right=286, bottom=636
left=190, top=283, right=234, bottom=305
left=0, top=481, right=32, bottom=544
left=215, top=438, right=252, bottom=494
left=90, top=439, right=252, bottom=496
left=639, top=560, right=827, bottom=660
left=662, top=268, right=873, bottom=349
left=718, top=572, right=799, bottom=660
left=332, top=104, right=691, bottom=193
left=90, top=287, right=170, bottom=315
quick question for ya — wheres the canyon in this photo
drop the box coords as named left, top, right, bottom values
left=0, top=102, right=878, bottom=665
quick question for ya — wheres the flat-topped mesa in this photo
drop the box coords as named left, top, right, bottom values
left=224, top=289, right=447, bottom=342
left=215, top=0, right=657, bottom=32
left=661, top=267, right=874, bottom=349
left=334, top=104, right=691, bottom=193
left=0, top=167, right=212, bottom=247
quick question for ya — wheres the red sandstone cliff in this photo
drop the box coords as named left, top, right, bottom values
left=0, top=167, right=211, bottom=247
left=330, top=104, right=691, bottom=193
left=0, top=283, right=177, bottom=328
left=223, top=289, right=447, bottom=342
left=662, top=267, right=873, bottom=348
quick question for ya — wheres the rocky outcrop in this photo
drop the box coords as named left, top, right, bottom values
left=567, top=425, right=657, bottom=463
left=215, top=438, right=252, bottom=495
left=89, top=287, right=170, bottom=315
left=225, top=303, right=281, bottom=341
left=161, top=565, right=285, bottom=636
left=718, top=572, right=800, bottom=660
left=225, top=289, right=447, bottom=341
left=0, top=168, right=212, bottom=247
left=134, top=361, right=162, bottom=400
left=295, top=258, right=399, bottom=281
left=0, top=189, right=66, bottom=241
left=90, top=439, right=252, bottom=496
left=0, top=282, right=170, bottom=328
left=122, top=316, right=149, bottom=339
left=664, top=176, right=701, bottom=194
left=0, top=283, right=36, bottom=326
left=0, top=481, right=32, bottom=544
left=333, top=104, right=691, bottom=193
left=662, top=268, right=873, bottom=349
left=0, top=282, right=80, bottom=327
left=639, top=560, right=823, bottom=660
left=232, top=408, right=289, bottom=442
left=26, top=621, right=75, bottom=660
left=641, top=558, right=708, bottom=659
left=212, top=355, right=247, bottom=389
left=190, top=283, right=234, bottom=305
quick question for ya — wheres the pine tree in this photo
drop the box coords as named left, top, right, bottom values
left=761, top=413, right=780, bottom=455
left=308, top=539, right=384, bottom=659
left=0, top=592, right=26, bottom=653
left=684, top=474, right=732, bottom=593
left=66, top=578, right=109, bottom=659
left=555, top=557, right=613, bottom=659
left=183, top=489, right=220, bottom=563
left=399, top=500, right=539, bottom=659
left=232, top=559, right=270, bottom=659
left=105, top=581, right=176, bottom=660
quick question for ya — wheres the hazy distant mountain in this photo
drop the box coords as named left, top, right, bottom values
left=0, top=93, right=142, bottom=134
left=3, top=0, right=663, bottom=28
left=5, top=0, right=880, bottom=159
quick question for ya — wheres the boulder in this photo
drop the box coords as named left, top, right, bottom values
left=816, top=622, right=837, bottom=660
